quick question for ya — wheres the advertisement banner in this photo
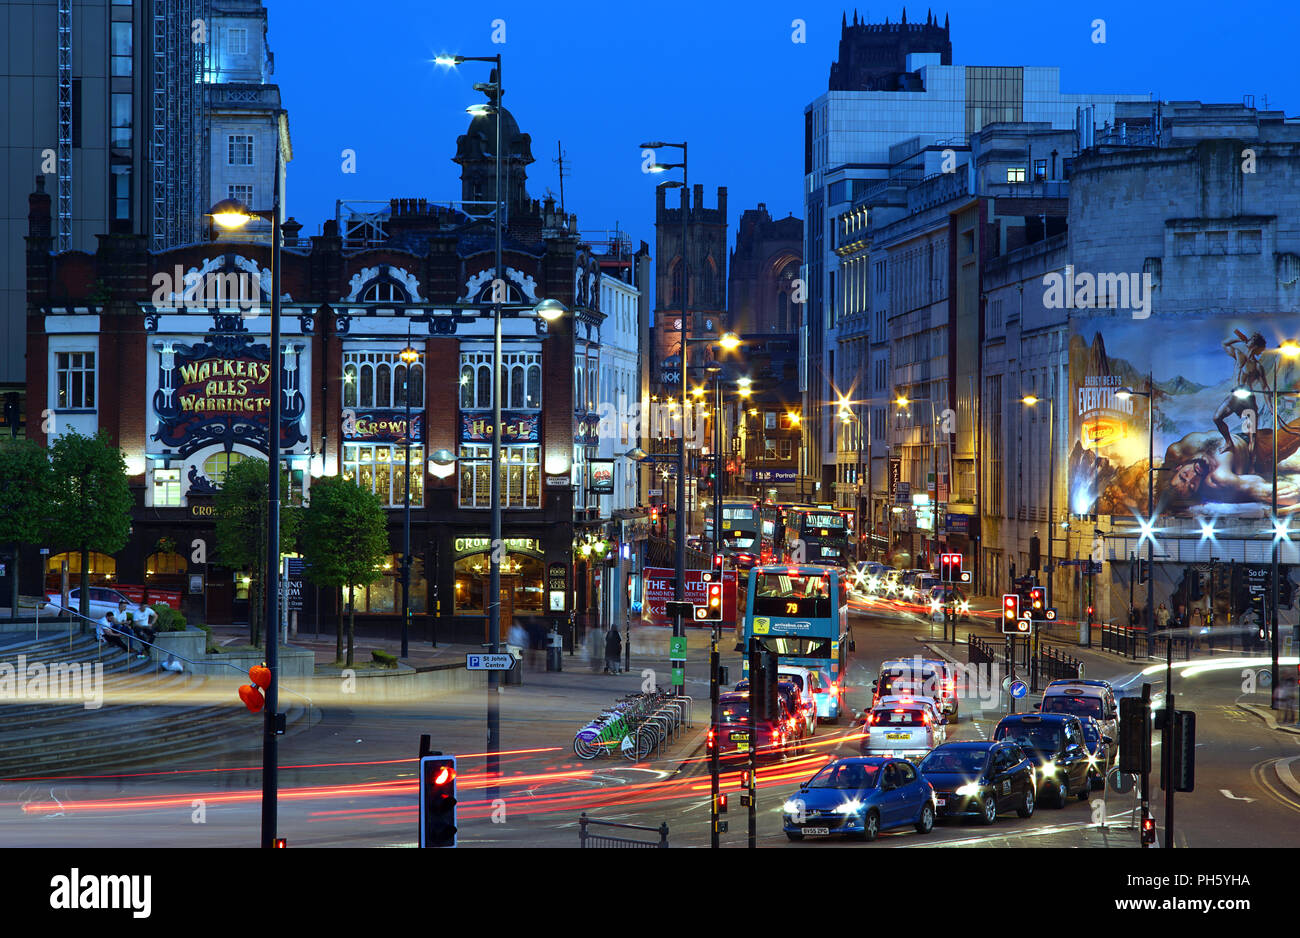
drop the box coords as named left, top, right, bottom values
left=1069, top=315, right=1300, bottom=518
left=460, top=412, right=540, bottom=443
left=642, top=566, right=738, bottom=626
left=343, top=411, right=424, bottom=445
left=750, top=468, right=796, bottom=482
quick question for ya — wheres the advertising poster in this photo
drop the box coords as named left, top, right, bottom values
left=642, top=566, right=738, bottom=626
left=1069, top=315, right=1300, bottom=519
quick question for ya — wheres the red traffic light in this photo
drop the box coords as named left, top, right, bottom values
left=1029, top=586, right=1045, bottom=610
left=238, top=683, right=265, bottom=713
left=249, top=663, right=271, bottom=690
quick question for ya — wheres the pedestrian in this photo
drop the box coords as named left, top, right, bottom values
left=1281, top=676, right=1298, bottom=724
left=132, top=600, right=159, bottom=647
left=604, top=626, right=623, bottom=674
left=1128, top=604, right=1140, bottom=629
left=97, top=610, right=131, bottom=656
left=1156, top=602, right=1170, bottom=631
left=113, top=600, right=148, bottom=658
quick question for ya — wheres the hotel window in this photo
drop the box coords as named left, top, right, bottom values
left=342, top=351, right=424, bottom=409
left=228, top=184, right=253, bottom=207
left=111, top=22, right=132, bottom=77
left=228, top=26, right=249, bottom=55
left=1033, top=159, right=1047, bottom=181
left=343, top=444, right=425, bottom=508
left=779, top=439, right=793, bottom=460
left=111, top=93, right=132, bottom=149
left=152, top=467, right=182, bottom=507
left=459, top=351, right=540, bottom=410
left=228, top=134, right=254, bottom=166
left=458, top=444, right=540, bottom=509
left=56, top=352, right=96, bottom=409
left=1006, top=167, right=1026, bottom=183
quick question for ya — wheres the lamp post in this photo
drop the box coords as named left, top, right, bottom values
left=1118, top=377, right=1160, bottom=843
left=208, top=145, right=284, bottom=849
left=399, top=338, right=420, bottom=660
left=643, top=140, right=690, bottom=687
left=1021, top=394, right=1055, bottom=685
left=895, top=395, right=945, bottom=568
left=428, top=448, right=459, bottom=649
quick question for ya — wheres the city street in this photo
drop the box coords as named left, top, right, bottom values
left=3, top=596, right=1296, bottom=850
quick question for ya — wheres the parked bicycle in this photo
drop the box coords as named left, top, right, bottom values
left=572, top=688, right=692, bottom=761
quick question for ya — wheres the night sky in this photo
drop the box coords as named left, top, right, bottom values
left=269, top=0, right=1296, bottom=284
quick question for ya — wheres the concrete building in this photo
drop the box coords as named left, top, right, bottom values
left=802, top=10, right=1147, bottom=512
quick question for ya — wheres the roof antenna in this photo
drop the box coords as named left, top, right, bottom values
left=554, top=141, right=569, bottom=216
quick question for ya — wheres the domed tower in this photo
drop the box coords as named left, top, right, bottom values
left=453, top=70, right=534, bottom=217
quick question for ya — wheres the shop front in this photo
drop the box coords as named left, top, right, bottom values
left=450, top=536, right=546, bottom=641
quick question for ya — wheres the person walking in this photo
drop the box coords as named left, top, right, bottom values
left=604, top=626, right=623, bottom=674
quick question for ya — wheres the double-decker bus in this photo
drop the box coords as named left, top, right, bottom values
left=739, top=564, right=852, bottom=722
left=711, top=498, right=779, bottom=568
left=783, top=507, right=851, bottom=568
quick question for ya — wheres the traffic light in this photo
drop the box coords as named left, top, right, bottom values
left=1138, top=557, right=1149, bottom=584
left=1001, top=594, right=1021, bottom=634
left=1160, top=710, right=1196, bottom=793
left=1141, top=815, right=1156, bottom=845
left=1029, top=536, right=1041, bottom=571
left=1029, top=586, right=1046, bottom=620
left=419, top=755, right=458, bottom=848
left=1119, top=697, right=1151, bottom=775
left=715, top=793, right=728, bottom=814
left=940, top=552, right=962, bottom=583
left=696, top=571, right=723, bottom=622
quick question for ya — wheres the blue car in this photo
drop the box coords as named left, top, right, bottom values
left=782, top=757, right=936, bottom=842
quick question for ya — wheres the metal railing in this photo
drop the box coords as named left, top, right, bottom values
left=1036, top=644, right=1083, bottom=684
left=578, top=812, right=669, bottom=848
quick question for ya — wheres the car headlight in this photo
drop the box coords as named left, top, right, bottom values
left=955, top=782, right=982, bottom=797
left=1039, top=761, right=1056, bottom=777
left=959, top=601, right=970, bottom=613
left=834, top=799, right=863, bottom=814
left=783, top=800, right=803, bottom=814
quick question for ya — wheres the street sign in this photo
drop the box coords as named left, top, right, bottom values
left=284, top=558, right=306, bottom=613
left=1009, top=680, right=1028, bottom=699
left=649, top=488, right=663, bottom=497
left=465, top=654, right=515, bottom=671
left=669, top=636, right=688, bottom=661
left=1044, top=607, right=1057, bottom=621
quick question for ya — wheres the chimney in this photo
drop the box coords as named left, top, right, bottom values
left=718, top=186, right=728, bottom=220
left=28, top=176, right=52, bottom=240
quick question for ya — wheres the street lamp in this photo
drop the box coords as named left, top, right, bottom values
left=641, top=138, right=690, bottom=690
left=399, top=340, right=421, bottom=660
left=442, top=50, right=506, bottom=798
left=208, top=145, right=284, bottom=849
left=1019, top=389, right=1050, bottom=675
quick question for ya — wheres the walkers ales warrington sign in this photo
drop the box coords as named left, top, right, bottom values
left=151, top=326, right=307, bottom=456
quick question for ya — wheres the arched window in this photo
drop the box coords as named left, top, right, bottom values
left=361, top=280, right=408, bottom=303
left=376, top=363, right=391, bottom=407
left=343, top=363, right=358, bottom=407
left=476, top=364, right=492, bottom=408
left=145, top=551, right=187, bottom=575
left=408, top=364, right=424, bottom=406
left=202, top=450, right=249, bottom=487
left=526, top=364, right=541, bottom=408
left=360, top=363, right=373, bottom=407
left=669, top=258, right=683, bottom=307
left=394, top=364, right=407, bottom=407
left=460, top=364, right=474, bottom=407
left=510, top=365, right=525, bottom=409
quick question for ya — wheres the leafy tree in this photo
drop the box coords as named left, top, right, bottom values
left=0, top=440, right=54, bottom=619
left=299, top=475, right=388, bottom=666
left=212, top=456, right=299, bottom=647
left=46, top=431, right=132, bottom=620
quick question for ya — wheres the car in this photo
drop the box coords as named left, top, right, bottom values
left=42, top=586, right=136, bottom=622
left=992, top=713, right=1093, bottom=808
left=919, top=740, right=1037, bottom=824
left=781, top=757, right=936, bottom=841
left=873, top=658, right=958, bottom=719
left=1077, top=717, right=1113, bottom=788
left=709, top=691, right=798, bottom=763
left=859, top=695, right=946, bottom=760
left=734, top=679, right=812, bottom=747
left=1040, top=680, right=1119, bottom=753
left=927, top=584, right=972, bottom=620
left=775, top=666, right=823, bottom=735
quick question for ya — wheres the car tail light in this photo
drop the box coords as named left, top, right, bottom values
left=921, top=712, right=931, bottom=725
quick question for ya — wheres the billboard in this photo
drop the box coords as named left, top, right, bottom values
left=641, top=566, right=738, bottom=626
left=1069, top=315, right=1299, bottom=519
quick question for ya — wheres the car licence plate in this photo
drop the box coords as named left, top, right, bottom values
left=735, top=741, right=748, bottom=751
left=886, top=732, right=909, bottom=739
left=935, top=798, right=946, bottom=806
left=802, top=827, right=830, bottom=835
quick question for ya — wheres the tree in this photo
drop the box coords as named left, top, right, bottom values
left=212, top=456, right=299, bottom=647
left=0, top=440, right=55, bottom=619
left=299, top=475, right=388, bottom=667
left=46, top=431, right=132, bottom=620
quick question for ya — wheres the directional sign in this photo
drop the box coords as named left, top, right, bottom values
left=466, top=654, right=516, bottom=671
left=1009, top=680, right=1029, bottom=699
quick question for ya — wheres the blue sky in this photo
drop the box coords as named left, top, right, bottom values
left=268, top=0, right=1296, bottom=261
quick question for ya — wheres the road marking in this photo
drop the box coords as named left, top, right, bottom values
left=1219, top=789, right=1255, bottom=803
